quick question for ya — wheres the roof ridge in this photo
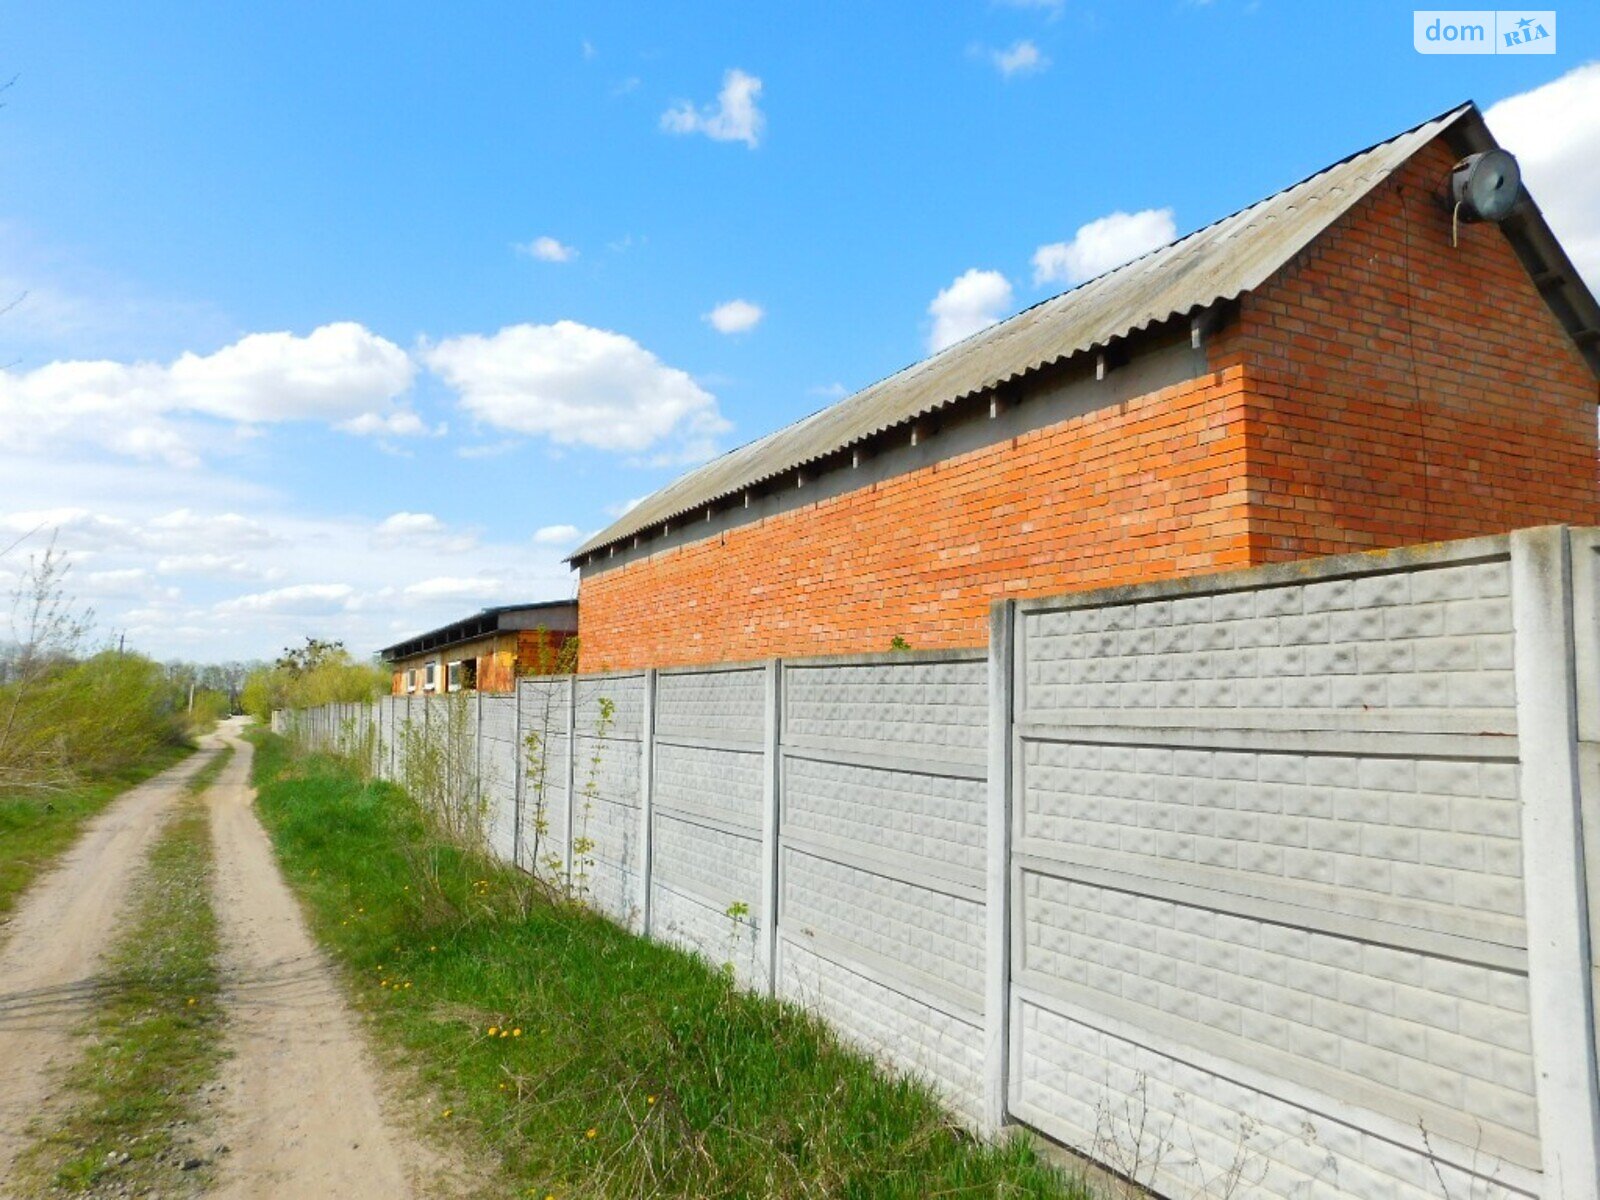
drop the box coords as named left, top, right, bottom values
left=571, top=103, right=1476, bottom=563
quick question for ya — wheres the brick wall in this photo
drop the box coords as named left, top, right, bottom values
left=577, top=134, right=1597, bottom=672
left=1227, top=139, right=1599, bottom=559
left=580, top=369, right=1255, bottom=670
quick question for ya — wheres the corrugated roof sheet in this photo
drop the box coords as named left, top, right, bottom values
left=379, top=600, right=577, bottom=660
left=574, top=105, right=1476, bottom=560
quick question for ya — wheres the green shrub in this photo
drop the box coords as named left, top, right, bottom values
left=0, top=652, right=189, bottom=795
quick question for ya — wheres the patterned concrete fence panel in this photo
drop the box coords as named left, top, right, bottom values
left=1004, top=530, right=1598, bottom=1199
left=517, top=676, right=573, bottom=881
left=648, top=663, right=769, bottom=987
left=273, top=526, right=1599, bottom=1200
left=573, top=671, right=647, bottom=927
left=777, top=651, right=992, bottom=1123
left=479, top=694, right=519, bottom=865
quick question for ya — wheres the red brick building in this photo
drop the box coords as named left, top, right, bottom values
left=570, top=104, right=1600, bottom=672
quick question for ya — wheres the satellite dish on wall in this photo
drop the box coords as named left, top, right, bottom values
left=1449, top=149, right=1522, bottom=223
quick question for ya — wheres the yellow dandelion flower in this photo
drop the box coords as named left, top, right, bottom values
left=500, top=1030, right=510, bottom=1039
left=404, top=982, right=412, bottom=989
left=646, top=1095, right=657, bottom=1105
left=442, top=1108, right=453, bottom=1118
left=584, top=1128, right=597, bottom=1140
left=488, top=1026, right=499, bottom=1036
left=512, top=1028, right=522, bottom=1037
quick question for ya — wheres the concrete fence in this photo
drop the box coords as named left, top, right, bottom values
left=276, top=526, right=1600, bottom=1200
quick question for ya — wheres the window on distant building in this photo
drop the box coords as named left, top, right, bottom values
left=424, top=662, right=437, bottom=691
left=447, top=661, right=463, bottom=692
left=405, top=669, right=417, bottom=693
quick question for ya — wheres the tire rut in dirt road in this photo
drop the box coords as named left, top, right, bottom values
left=0, top=734, right=222, bottom=1184
left=205, top=725, right=441, bottom=1200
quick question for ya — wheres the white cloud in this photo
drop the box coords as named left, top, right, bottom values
left=519, top=236, right=578, bottom=263
left=705, top=299, right=764, bottom=334
left=1486, top=62, right=1600, bottom=291
left=532, top=524, right=583, bottom=546
left=154, top=553, right=275, bottom=581
left=404, top=576, right=502, bottom=601
left=0, top=322, right=415, bottom=466
left=455, top=439, right=520, bottom=459
left=991, top=40, right=1049, bottom=77
left=1032, top=208, right=1176, bottom=287
left=145, top=509, right=281, bottom=552
left=216, top=582, right=356, bottom=615
left=661, top=69, right=765, bottom=148
left=425, top=320, right=729, bottom=455
left=372, top=512, right=478, bottom=553
left=336, top=410, right=440, bottom=438
left=809, top=382, right=849, bottom=399
left=927, top=269, right=1014, bottom=352
left=0, top=487, right=576, bottom=661
left=84, top=567, right=152, bottom=593
left=164, top=323, right=413, bottom=422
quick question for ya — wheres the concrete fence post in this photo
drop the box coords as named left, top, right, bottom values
left=1510, top=525, right=1600, bottom=1198
left=512, top=680, right=525, bottom=869
left=638, top=669, right=658, bottom=933
left=984, top=600, right=1018, bottom=1136
left=473, top=691, right=484, bottom=838
left=564, top=674, right=577, bottom=890
left=759, top=658, right=783, bottom=996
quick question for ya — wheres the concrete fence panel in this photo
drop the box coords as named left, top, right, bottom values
left=573, top=672, right=647, bottom=927
left=479, top=693, right=519, bottom=864
left=777, top=651, right=991, bottom=1122
left=275, top=525, right=1600, bottom=1200
left=649, top=663, right=768, bottom=986
left=517, top=676, right=573, bottom=881
left=1008, top=535, right=1547, bottom=1199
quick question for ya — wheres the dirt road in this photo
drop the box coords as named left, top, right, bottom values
left=204, top=721, right=439, bottom=1200
left=0, top=735, right=220, bottom=1182
left=0, top=721, right=445, bottom=1199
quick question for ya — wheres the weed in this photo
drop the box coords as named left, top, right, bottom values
left=249, top=730, right=1085, bottom=1200
left=571, top=693, right=615, bottom=904
left=0, top=742, right=193, bottom=925
left=13, top=792, right=224, bottom=1196
left=185, top=743, right=235, bottom=796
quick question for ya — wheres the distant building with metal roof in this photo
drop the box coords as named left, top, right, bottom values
left=381, top=601, right=578, bottom=694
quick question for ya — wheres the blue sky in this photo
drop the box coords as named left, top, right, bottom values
left=1, top=2, right=1595, bottom=661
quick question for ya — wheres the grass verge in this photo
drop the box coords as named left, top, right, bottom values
left=249, top=730, right=1089, bottom=1200
left=13, top=788, right=226, bottom=1196
left=185, top=743, right=235, bottom=796
left=0, top=740, right=194, bottom=926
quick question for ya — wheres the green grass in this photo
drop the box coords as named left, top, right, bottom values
left=14, top=791, right=225, bottom=1197
left=0, top=740, right=194, bottom=926
left=185, top=743, right=235, bottom=796
left=249, top=731, right=1089, bottom=1200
